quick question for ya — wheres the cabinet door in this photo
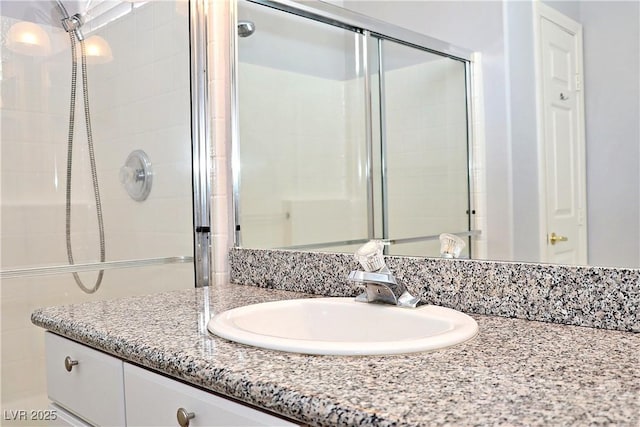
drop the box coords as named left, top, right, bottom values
left=45, top=332, right=126, bottom=426
left=123, top=363, right=297, bottom=426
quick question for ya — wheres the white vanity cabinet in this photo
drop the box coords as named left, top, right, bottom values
left=45, top=332, right=298, bottom=426
left=123, top=363, right=296, bottom=426
left=45, top=332, right=126, bottom=426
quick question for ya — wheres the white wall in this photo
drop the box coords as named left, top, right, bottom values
left=504, top=0, right=540, bottom=262
left=0, top=0, right=194, bottom=408
left=579, top=1, right=640, bottom=267
left=505, top=0, right=640, bottom=267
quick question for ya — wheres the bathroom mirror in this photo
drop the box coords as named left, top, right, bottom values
left=235, top=0, right=474, bottom=259
left=233, top=0, right=640, bottom=269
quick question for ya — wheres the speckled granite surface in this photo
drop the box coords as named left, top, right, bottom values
left=32, top=283, right=639, bottom=426
left=229, top=248, right=640, bottom=332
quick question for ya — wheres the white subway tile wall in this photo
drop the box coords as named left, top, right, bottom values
left=237, top=63, right=368, bottom=249
left=209, top=0, right=234, bottom=284
left=469, top=53, right=488, bottom=259
left=384, top=58, right=470, bottom=256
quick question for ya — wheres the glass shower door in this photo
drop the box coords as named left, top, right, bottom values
left=236, top=0, right=369, bottom=252
left=1, top=0, right=194, bottom=412
left=233, top=1, right=474, bottom=258
left=377, top=39, right=471, bottom=257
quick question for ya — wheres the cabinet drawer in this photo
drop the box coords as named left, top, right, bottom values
left=124, top=363, right=297, bottom=426
left=48, top=403, right=92, bottom=427
left=45, top=332, right=125, bottom=426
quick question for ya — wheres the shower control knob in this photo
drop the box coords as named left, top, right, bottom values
left=120, top=150, right=153, bottom=201
left=64, top=356, right=78, bottom=372
left=119, top=166, right=135, bottom=184
left=119, top=166, right=145, bottom=183
left=176, top=408, right=195, bottom=427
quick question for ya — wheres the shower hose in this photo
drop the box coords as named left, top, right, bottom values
left=65, top=33, right=105, bottom=294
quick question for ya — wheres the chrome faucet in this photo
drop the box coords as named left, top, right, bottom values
left=348, top=240, right=420, bottom=308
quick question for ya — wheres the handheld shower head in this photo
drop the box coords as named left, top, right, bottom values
left=55, top=0, right=84, bottom=41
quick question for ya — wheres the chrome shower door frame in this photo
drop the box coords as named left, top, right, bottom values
left=190, top=0, right=212, bottom=287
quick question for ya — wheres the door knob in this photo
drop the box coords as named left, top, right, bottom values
left=549, top=232, right=568, bottom=245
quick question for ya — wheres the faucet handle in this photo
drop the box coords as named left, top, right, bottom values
left=354, top=240, right=386, bottom=272
left=439, top=233, right=466, bottom=258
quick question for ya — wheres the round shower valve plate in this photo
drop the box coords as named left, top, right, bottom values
left=120, top=150, right=153, bottom=201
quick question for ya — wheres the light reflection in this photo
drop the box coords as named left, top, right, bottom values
left=84, top=35, right=113, bottom=64
left=6, top=21, right=52, bottom=57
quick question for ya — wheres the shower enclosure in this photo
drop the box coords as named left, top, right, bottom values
left=234, top=0, right=477, bottom=258
left=1, top=0, right=207, bottom=411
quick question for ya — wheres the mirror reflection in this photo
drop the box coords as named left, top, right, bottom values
left=237, top=0, right=473, bottom=258
left=237, top=5, right=370, bottom=253
left=234, top=0, right=639, bottom=269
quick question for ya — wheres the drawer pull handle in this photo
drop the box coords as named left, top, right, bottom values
left=64, top=356, right=78, bottom=372
left=176, top=408, right=195, bottom=427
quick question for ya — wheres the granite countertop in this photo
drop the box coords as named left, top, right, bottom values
left=32, top=282, right=640, bottom=426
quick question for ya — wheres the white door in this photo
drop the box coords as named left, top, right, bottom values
left=535, top=3, right=587, bottom=265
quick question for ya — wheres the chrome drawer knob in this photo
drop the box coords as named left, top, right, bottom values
left=176, top=408, right=195, bottom=427
left=64, top=356, right=78, bottom=372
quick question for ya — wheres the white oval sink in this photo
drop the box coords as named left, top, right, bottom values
left=207, top=298, right=478, bottom=355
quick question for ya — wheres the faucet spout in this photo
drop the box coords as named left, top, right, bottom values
left=349, top=270, right=420, bottom=308
left=348, top=241, right=420, bottom=308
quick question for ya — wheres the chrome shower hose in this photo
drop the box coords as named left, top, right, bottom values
left=65, top=33, right=105, bottom=294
